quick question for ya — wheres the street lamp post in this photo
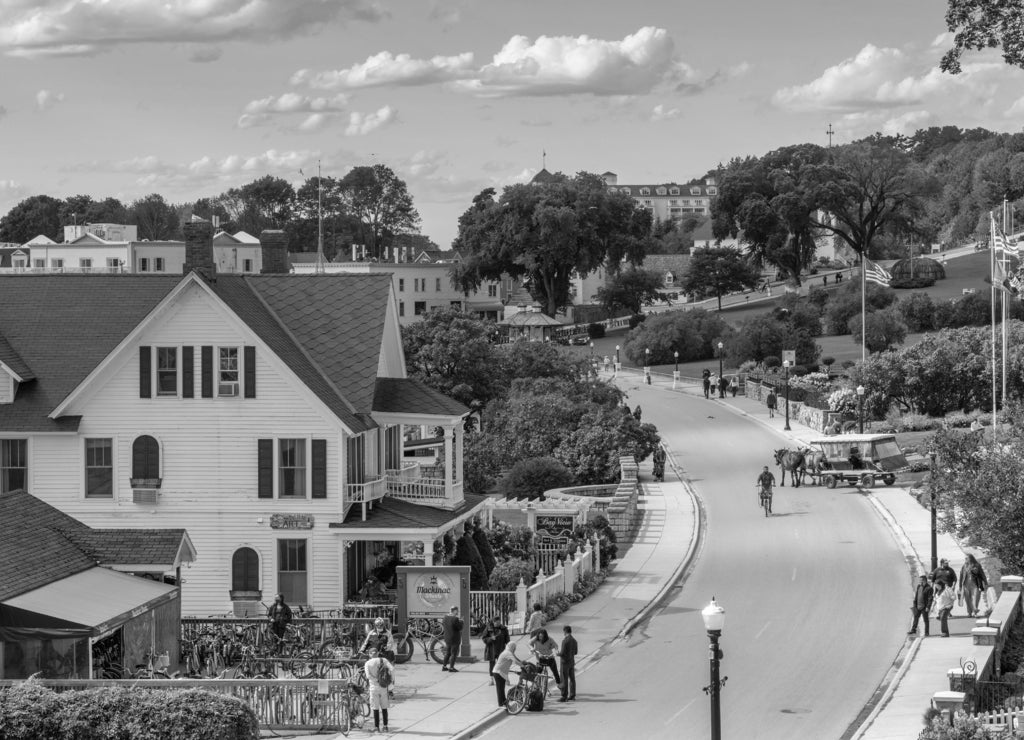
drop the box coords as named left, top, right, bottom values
left=929, top=450, right=938, bottom=572
left=717, top=341, right=725, bottom=398
left=589, top=341, right=594, bottom=360
left=857, top=385, right=866, bottom=434
left=783, top=360, right=792, bottom=431
left=614, top=345, right=621, bottom=375
left=673, top=350, right=680, bottom=388
left=701, top=597, right=727, bottom=740
left=644, top=348, right=651, bottom=385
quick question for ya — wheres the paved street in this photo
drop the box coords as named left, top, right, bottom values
left=477, top=377, right=909, bottom=739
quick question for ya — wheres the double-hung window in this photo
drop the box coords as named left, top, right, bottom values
left=0, top=439, right=27, bottom=494
left=278, top=439, right=307, bottom=498
left=218, top=347, right=239, bottom=397
left=154, top=258, right=165, bottom=272
left=156, top=348, right=178, bottom=396
left=85, top=438, right=113, bottom=498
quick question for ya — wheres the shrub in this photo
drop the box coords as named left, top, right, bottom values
left=452, top=529, right=489, bottom=590
left=573, top=515, right=618, bottom=564
left=889, top=276, right=936, bottom=289
left=898, top=292, right=936, bottom=332
left=0, top=684, right=258, bottom=740
left=627, top=313, right=646, bottom=329
left=587, top=322, right=606, bottom=339
left=764, top=356, right=781, bottom=369
left=849, top=307, right=907, bottom=353
left=917, top=713, right=1018, bottom=739
left=471, top=520, right=498, bottom=577
left=488, top=558, right=535, bottom=590
left=496, top=456, right=575, bottom=500
left=486, top=521, right=536, bottom=562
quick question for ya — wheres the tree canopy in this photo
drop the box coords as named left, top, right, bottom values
left=678, top=246, right=761, bottom=310
left=0, top=195, right=63, bottom=243
left=594, top=267, right=666, bottom=315
left=340, top=164, right=420, bottom=259
left=941, top=0, right=1024, bottom=73
left=451, top=171, right=652, bottom=317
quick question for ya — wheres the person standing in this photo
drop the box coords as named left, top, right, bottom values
left=718, top=375, right=729, bottom=399
left=363, top=647, right=395, bottom=733
left=959, top=554, right=988, bottom=618
left=708, top=372, right=719, bottom=398
left=360, top=617, right=397, bottom=662
left=482, top=617, right=509, bottom=686
left=931, top=559, right=958, bottom=593
left=526, top=602, right=546, bottom=638
left=266, top=594, right=292, bottom=652
left=934, top=582, right=955, bottom=637
left=766, top=390, right=778, bottom=418
left=558, top=625, right=578, bottom=702
left=529, top=629, right=561, bottom=687
left=908, top=575, right=934, bottom=637
left=729, top=376, right=739, bottom=397
left=702, top=368, right=711, bottom=399
left=441, top=605, right=464, bottom=672
left=491, top=642, right=523, bottom=707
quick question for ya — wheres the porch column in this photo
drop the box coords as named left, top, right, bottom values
left=454, top=423, right=464, bottom=483
left=338, top=538, right=347, bottom=606
left=444, top=424, right=455, bottom=496
left=421, top=539, right=434, bottom=566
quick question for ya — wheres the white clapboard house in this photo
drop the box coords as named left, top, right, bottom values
left=0, top=220, right=485, bottom=617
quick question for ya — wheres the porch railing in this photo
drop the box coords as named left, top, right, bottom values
left=385, top=461, right=420, bottom=483
left=387, top=476, right=463, bottom=508
left=346, top=475, right=387, bottom=504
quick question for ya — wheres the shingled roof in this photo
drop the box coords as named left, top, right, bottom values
left=0, top=272, right=447, bottom=434
left=0, top=489, right=192, bottom=601
left=331, top=493, right=488, bottom=529
left=373, top=378, right=468, bottom=416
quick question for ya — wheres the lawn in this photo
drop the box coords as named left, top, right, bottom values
left=565, top=249, right=1002, bottom=375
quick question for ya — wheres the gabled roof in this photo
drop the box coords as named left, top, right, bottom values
left=374, top=378, right=467, bottom=417
left=68, top=233, right=121, bottom=246
left=233, top=230, right=260, bottom=244
left=25, top=235, right=56, bottom=246
left=0, top=489, right=193, bottom=601
left=0, top=331, right=34, bottom=381
left=641, top=254, right=691, bottom=276
left=501, top=311, right=564, bottom=327
left=213, top=230, right=243, bottom=245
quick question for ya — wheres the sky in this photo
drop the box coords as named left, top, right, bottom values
left=1, top=0, right=1023, bottom=249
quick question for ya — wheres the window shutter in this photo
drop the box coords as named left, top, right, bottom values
left=311, top=439, right=327, bottom=498
left=244, top=346, right=256, bottom=398
left=258, top=439, right=273, bottom=498
left=181, top=346, right=194, bottom=398
left=139, top=346, right=151, bottom=398
left=201, top=346, right=213, bottom=398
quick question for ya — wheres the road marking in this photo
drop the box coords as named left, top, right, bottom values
left=665, top=698, right=696, bottom=725
left=755, top=622, right=771, bottom=640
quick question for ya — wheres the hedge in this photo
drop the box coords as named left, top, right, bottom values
left=0, top=683, right=259, bottom=740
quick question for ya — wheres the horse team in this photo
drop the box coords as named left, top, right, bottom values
left=773, top=447, right=827, bottom=487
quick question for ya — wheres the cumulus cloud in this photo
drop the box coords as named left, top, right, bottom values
left=291, top=27, right=731, bottom=98
left=0, top=0, right=386, bottom=57
left=237, top=92, right=351, bottom=128
left=35, top=89, right=64, bottom=111
left=344, top=105, right=395, bottom=135
left=650, top=104, right=680, bottom=121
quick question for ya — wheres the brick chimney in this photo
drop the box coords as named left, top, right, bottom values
left=259, top=230, right=289, bottom=274
left=182, top=218, right=215, bottom=276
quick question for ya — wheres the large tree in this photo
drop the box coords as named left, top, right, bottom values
left=941, top=0, right=1024, bottom=73
left=678, top=246, right=761, bottom=311
left=452, top=172, right=651, bottom=317
left=0, top=195, right=62, bottom=243
left=594, top=267, right=665, bottom=315
left=221, top=176, right=295, bottom=238
left=128, top=194, right=180, bottom=241
left=58, top=195, right=128, bottom=228
left=290, top=175, right=355, bottom=258
left=340, top=164, right=420, bottom=259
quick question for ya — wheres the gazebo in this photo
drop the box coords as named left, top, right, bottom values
left=889, top=257, right=946, bottom=282
left=500, top=306, right=565, bottom=342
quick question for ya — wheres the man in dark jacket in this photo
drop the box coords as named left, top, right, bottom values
left=441, top=606, right=463, bottom=672
left=931, top=559, right=957, bottom=591
left=558, top=625, right=578, bottom=702
left=908, top=575, right=934, bottom=637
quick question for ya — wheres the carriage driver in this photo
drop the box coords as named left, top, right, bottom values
left=848, top=446, right=864, bottom=470
left=756, top=466, right=776, bottom=512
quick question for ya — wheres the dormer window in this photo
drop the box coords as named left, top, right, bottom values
left=665, top=272, right=675, bottom=286
left=640, top=188, right=650, bottom=195
left=670, top=187, right=680, bottom=195
left=621, top=187, right=631, bottom=195
left=691, top=187, right=701, bottom=195
left=707, top=187, right=718, bottom=196
left=656, top=187, right=667, bottom=195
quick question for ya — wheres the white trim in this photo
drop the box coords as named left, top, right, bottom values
left=0, top=361, right=25, bottom=383
left=229, top=544, right=264, bottom=593
left=82, top=435, right=117, bottom=501
left=130, top=433, right=163, bottom=481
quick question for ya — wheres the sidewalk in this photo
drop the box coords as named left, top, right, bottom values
left=627, top=369, right=977, bottom=740
left=270, top=437, right=700, bottom=740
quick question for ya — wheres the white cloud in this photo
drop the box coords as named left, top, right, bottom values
left=650, top=104, right=680, bottom=121
left=1006, top=95, right=1024, bottom=118
left=291, top=27, right=731, bottom=99
left=294, top=51, right=475, bottom=89
left=35, top=89, right=64, bottom=111
left=344, top=105, right=395, bottom=135
left=0, top=0, right=386, bottom=57
left=237, top=92, right=351, bottom=129
left=0, top=180, right=29, bottom=213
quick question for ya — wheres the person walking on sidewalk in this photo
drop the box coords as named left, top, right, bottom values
left=932, top=558, right=957, bottom=592
left=718, top=375, right=729, bottom=398
left=482, top=617, right=509, bottom=686
left=558, top=625, right=578, bottom=702
left=766, top=390, right=778, bottom=418
left=363, top=647, right=395, bottom=733
left=908, top=574, right=934, bottom=637
left=526, top=602, right=546, bottom=638
left=709, top=372, right=719, bottom=398
left=934, top=581, right=955, bottom=637
left=441, top=605, right=463, bottom=672
left=492, top=642, right=523, bottom=707
left=729, top=376, right=739, bottom=397
left=959, top=554, right=988, bottom=618
left=702, top=368, right=711, bottom=399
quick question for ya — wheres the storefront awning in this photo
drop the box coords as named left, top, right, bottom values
left=1, top=567, right=177, bottom=639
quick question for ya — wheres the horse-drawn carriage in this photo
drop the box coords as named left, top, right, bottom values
left=775, top=434, right=909, bottom=488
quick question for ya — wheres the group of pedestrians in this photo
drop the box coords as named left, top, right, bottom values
left=702, top=368, right=739, bottom=399
left=908, top=554, right=992, bottom=638
left=487, top=605, right=579, bottom=709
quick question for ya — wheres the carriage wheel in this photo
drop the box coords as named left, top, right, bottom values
left=883, top=474, right=896, bottom=486
left=823, top=475, right=837, bottom=489
left=860, top=473, right=875, bottom=488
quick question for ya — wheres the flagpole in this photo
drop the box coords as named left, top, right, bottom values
left=1002, top=198, right=1009, bottom=405
left=861, top=253, right=866, bottom=364
left=990, top=211, right=998, bottom=440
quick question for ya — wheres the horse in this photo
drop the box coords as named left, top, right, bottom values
left=774, top=448, right=805, bottom=487
left=800, top=448, right=827, bottom=479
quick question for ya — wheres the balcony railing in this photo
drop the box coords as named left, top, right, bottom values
left=385, top=461, right=420, bottom=483
left=386, top=475, right=463, bottom=509
left=0, top=266, right=126, bottom=275
left=345, top=476, right=387, bottom=504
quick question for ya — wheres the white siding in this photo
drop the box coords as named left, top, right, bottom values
left=26, top=283, right=353, bottom=615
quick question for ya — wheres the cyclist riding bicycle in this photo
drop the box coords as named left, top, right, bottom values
left=756, top=465, right=775, bottom=513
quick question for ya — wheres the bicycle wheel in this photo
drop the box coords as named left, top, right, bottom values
left=394, top=634, right=413, bottom=664
left=338, top=702, right=351, bottom=736
left=764, top=496, right=771, bottom=517
left=291, top=650, right=319, bottom=679
left=427, top=636, right=446, bottom=664
left=505, top=684, right=527, bottom=715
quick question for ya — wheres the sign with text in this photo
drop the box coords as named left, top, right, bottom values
left=270, top=514, right=314, bottom=530
left=782, top=350, right=796, bottom=365
left=397, top=565, right=472, bottom=659
left=535, top=514, right=575, bottom=537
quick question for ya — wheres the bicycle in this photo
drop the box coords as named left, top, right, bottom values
left=758, top=484, right=773, bottom=517
left=339, top=675, right=372, bottom=734
left=395, top=618, right=444, bottom=664
left=505, top=662, right=550, bottom=715
left=126, top=651, right=172, bottom=680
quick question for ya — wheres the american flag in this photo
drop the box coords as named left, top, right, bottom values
left=991, top=213, right=1020, bottom=255
left=863, top=258, right=892, bottom=287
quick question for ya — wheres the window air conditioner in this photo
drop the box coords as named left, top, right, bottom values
left=218, top=382, right=239, bottom=397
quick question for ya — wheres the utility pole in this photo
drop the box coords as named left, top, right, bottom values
left=315, top=159, right=325, bottom=274
left=826, top=123, right=835, bottom=148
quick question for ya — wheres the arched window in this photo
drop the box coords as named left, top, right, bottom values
left=232, top=547, right=260, bottom=592
left=131, top=435, right=160, bottom=480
